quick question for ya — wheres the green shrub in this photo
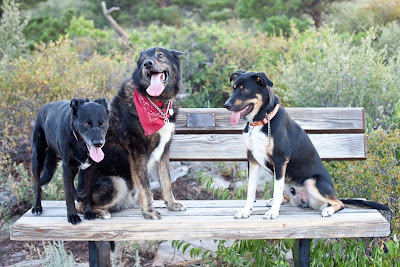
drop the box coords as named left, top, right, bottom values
left=0, top=37, right=128, bottom=183
left=311, top=236, right=400, bottom=266
left=23, top=10, right=74, bottom=48
left=0, top=0, right=29, bottom=60
left=326, top=0, right=400, bottom=34
left=37, top=241, right=75, bottom=267
left=279, top=27, right=400, bottom=128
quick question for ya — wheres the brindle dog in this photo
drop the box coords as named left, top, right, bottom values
left=77, top=47, right=186, bottom=220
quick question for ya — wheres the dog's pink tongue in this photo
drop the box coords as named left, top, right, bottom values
left=89, top=147, right=104, bottom=163
left=146, top=73, right=165, bottom=97
left=231, top=111, right=241, bottom=126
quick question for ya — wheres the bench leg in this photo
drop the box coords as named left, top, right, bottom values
left=89, top=241, right=112, bottom=267
left=293, top=238, right=310, bottom=267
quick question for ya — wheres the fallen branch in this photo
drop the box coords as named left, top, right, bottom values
left=101, top=1, right=129, bottom=42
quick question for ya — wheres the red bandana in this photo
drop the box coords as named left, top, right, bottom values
left=133, top=90, right=171, bottom=135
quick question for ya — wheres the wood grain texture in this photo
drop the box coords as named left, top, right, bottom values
left=169, top=133, right=366, bottom=161
left=176, top=108, right=365, bottom=134
left=11, top=201, right=390, bottom=241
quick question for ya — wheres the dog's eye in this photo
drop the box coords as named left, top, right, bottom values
left=83, top=122, right=91, bottom=128
left=290, top=188, right=296, bottom=195
left=157, top=53, right=165, bottom=59
left=241, top=88, right=250, bottom=94
left=100, top=122, right=106, bottom=127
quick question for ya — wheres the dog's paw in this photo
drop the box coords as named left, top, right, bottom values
left=67, top=214, right=82, bottom=225
left=32, top=206, right=42, bottom=215
left=263, top=209, right=279, bottom=220
left=166, top=201, right=187, bottom=212
left=142, top=210, right=162, bottom=220
left=321, top=207, right=335, bottom=217
left=84, top=210, right=96, bottom=220
left=234, top=207, right=252, bottom=219
left=95, top=209, right=112, bottom=220
left=265, top=198, right=274, bottom=207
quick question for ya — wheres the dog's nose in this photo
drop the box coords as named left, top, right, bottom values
left=224, top=101, right=232, bottom=110
left=93, top=141, right=103, bottom=148
left=144, top=60, right=154, bottom=69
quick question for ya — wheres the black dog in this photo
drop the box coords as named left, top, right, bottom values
left=31, top=98, right=109, bottom=224
left=224, top=70, right=389, bottom=219
left=76, top=47, right=186, bottom=220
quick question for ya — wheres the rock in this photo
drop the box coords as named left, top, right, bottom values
left=149, top=162, right=189, bottom=190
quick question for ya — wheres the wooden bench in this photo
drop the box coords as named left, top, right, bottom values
left=11, top=107, right=390, bottom=267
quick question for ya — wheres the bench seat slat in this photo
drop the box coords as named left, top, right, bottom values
left=176, top=108, right=365, bottom=134
left=11, top=201, right=389, bottom=241
left=169, top=133, right=366, bottom=161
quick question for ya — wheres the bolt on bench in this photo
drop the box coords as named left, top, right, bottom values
left=11, top=107, right=390, bottom=267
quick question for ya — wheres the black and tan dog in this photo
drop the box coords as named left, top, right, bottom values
left=224, top=70, right=389, bottom=219
left=76, top=47, right=186, bottom=220
left=31, top=98, right=109, bottom=224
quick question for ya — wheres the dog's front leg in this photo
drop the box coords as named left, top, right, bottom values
left=62, top=163, right=81, bottom=224
left=235, top=159, right=260, bottom=219
left=77, top=167, right=96, bottom=220
left=264, top=158, right=289, bottom=220
left=157, top=153, right=186, bottom=211
left=129, top=154, right=161, bottom=220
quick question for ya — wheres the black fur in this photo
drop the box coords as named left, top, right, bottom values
left=78, top=47, right=186, bottom=220
left=31, top=98, right=109, bottom=224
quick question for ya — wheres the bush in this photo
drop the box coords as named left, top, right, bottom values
left=0, top=37, right=128, bottom=176
left=23, top=10, right=74, bottom=48
left=326, top=0, right=400, bottom=34
left=0, top=0, right=29, bottom=61
left=279, top=27, right=400, bottom=129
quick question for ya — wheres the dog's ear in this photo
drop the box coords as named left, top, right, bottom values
left=70, top=98, right=86, bottom=116
left=254, top=72, right=273, bottom=87
left=94, top=98, right=109, bottom=113
left=230, top=70, right=246, bottom=82
left=170, top=50, right=184, bottom=57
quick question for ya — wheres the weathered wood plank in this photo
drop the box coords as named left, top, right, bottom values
left=20, top=200, right=379, bottom=218
left=169, top=133, right=366, bottom=161
left=176, top=108, right=365, bottom=134
left=11, top=201, right=390, bottom=241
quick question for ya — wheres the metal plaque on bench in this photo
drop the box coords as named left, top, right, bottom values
left=187, top=113, right=215, bottom=127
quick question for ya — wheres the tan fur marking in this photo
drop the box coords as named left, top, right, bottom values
left=233, top=99, right=244, bottom=107
left=233, top=84, right=237, bottom=89
left=304, top=179, right=330, bottom=210
left=283, top=193, right=290, bottom=203
left=127, top=154, right=149, bottom=210
left=240, top=85, right=244, bottom=89
left=326, top=196, right=345, bottom=212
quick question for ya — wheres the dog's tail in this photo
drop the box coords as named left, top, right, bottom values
left=340, top=198, right=391, bottom=211
left=39, top=149, right=58, bottom=186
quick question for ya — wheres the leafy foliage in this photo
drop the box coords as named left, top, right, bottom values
left=36, top=241, right=75, bottom=266
left=279, top=27, right=400, bottom=129
left=0, top=0, right=28, bottom=60
left=310, top=236, right=400, bottom=266
left=23, top=9, right=74, bottom=48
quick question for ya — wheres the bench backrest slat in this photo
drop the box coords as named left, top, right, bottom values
left=171, top=107, right=366, bottom=161
left=169, top=133, right=366, bottom=161
left=176, top=108, right=365, bottom=134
